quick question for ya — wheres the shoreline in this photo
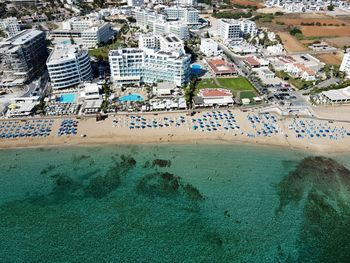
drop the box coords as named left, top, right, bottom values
left=0, top=132, right=347, bottom=156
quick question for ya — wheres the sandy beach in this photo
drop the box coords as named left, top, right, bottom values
left=1, top=108, right=350, bottom=154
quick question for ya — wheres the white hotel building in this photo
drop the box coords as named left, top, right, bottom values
left=139, top=34, right=184, bottom=53
left=218, top=19, right=257, bottom=42
left=179, top=0, right=197, bottom=6
left=135, top=9, right=189, bottom=40
left=164, top=7, right=199, bottom=25
left=50, top=18, right=116, bottom=48
left=109, top=47, right=191, bottom=87
left=0, top=17, right=21, bottom=37
left=46, top=45, right=92, bottom=89
left=127, top=0, right=144, bottom=7
left=340, top=53, right=350, bottom=75
left=200, top=39, right=221, bottom=57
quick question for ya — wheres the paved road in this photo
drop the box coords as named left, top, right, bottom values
left=217, top=43, right=265, bottom=94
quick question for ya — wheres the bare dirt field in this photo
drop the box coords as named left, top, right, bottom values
left=231, top=0, right=264, bottom=8
left=278, top=32, right=308, bottom=52
left=324, top=37, right=350, bottom=48
left=301, top=26, right=350, bottom=37
left=314, top=52, right=344, bottom=65
left=299, top=39, right=315, bottom=45
left=257, top=7, right=284, bottom=14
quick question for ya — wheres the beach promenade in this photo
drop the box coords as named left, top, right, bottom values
left=1, top=108, right=350, bottom=154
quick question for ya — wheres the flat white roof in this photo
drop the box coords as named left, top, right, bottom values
left=1, top=29, right=43, bottom=46
left=47, top=45, right=83, bottom=63
left=322, top=87, right=350, bottom=101
left=84, top=83, right=100, bottom=93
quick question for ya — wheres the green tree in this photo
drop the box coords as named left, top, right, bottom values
left=0, top=3, right=6, bottom=19
left=327, top=5, right=334, bottom=11
left=0, top=29, right=6, bottom=38
left=94, top=0, right=105, bottom=8
left=184, top=78, right=198, bottom=108
left=289, top=27, right=302, bottom=36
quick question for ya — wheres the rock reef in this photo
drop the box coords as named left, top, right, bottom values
left=136, top=172, right=204, bottom=202
left=152, top=159, right=172, bottom=168
left=276, top=156, right=350, bottom=262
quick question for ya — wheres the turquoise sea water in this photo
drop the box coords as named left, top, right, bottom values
left=0, top=144, right=350, bottom=262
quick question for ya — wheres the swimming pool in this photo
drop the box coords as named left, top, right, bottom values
left=191, top=64, right=204, bottom=76
left=62, top=40, right=72, bottom=45
left=119, top=93, right=144, bottom=102
left=59, top=93, right=76, bottom=103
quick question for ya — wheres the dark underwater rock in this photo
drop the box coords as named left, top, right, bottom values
left=53, top=174, right=80, bottom=193
left=276, top=156, right=350, bottom=262
left=183, top=184, right=204, bottom=201
left=120, top=154, right=137, bottom=167
left=85, top=168, right=121, bottom=199
left=137, top=172, right=180, bottom=197
left=143, top=160, right=151, bottom=168
left=152, top=159, right=171, bottom=168
left=40, top=164, right=57, bottom=175
left=72, top=154, right=91, bottom=164
left=204, top=232, right=224, bottom=247
left=276, top=156, right=350, bottom=213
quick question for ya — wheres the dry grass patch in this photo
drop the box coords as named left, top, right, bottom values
left=278, top=32, right=309, bottom=52
left=301, top=26, right=350, bottom=37
left=315, top=53, right=344, bottom=65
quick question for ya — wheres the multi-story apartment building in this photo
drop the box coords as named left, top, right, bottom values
left=0, top=17, right=21, bottom=37
left=127, top=0, right=144, bottom=6
left=218, top=19, right=257, bottom=41
left=167, top=22, right=189, bottom=40
left=135, top=9, right=165, bottom=29
left=218, top=19, right=241, bottom=40
left=340, top=53, right=350, bottom=74
left=200, top=39, right=221, bottom=57
left=0, top=29, right=48, bottom=85
left=139, top=34, right=184, bottom=53
left=179, top=0, right=197, bottom=6
left=46, top=45, right=92, bottom=89
left=135, top=9, right=189, bottom=39
left=265, top=0, right=349, bottom=12
left=109, top=48, right=191, bottom=86
left=164, top=7, right=199, bottom=25
left=139, top=34, right=161, bottom=50
left=50, top=18, right=116, bottom=48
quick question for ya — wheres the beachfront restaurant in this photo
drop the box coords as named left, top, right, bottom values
left=193, top=89, right=234, bottom=108
left=82, top=99, right=103, bottom=114
left=6, top=96, right=40, bottom=118
left=321, top=87, right=350, bottom=104
left=6, top=102, right=38, bottom=117
left=152, top=82, right=176, bottom=97
left=206, top=58, right=237, bottom=77
left=149, top=98, right=187, bottom=111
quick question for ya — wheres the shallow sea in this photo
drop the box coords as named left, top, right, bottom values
left=0, top=144, right=349, bottom=263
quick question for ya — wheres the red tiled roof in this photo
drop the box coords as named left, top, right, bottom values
left=293, top=63, right=316, bottom=75
left=199, top=88, right=232, bottom=98
left=207, top=59, right=237, bottom=75
left=245, top=57, right=260, bottom=66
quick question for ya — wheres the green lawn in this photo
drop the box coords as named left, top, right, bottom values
left=88, top=40, right=126, bottom=60
left=240, top=91, right=257, bottom=100
left=216, top=77, right=255, bottom=91
left=196, top=78, right=220, bottom=90
left=195, top=77, right=255, bottom=95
